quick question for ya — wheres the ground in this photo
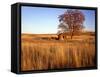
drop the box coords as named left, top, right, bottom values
left=21, top=32, right=96, bottom=71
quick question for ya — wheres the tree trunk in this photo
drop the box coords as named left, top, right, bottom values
left=71, top=32, right=74, bottom=39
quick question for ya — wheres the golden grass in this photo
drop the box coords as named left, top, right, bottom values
left=21, top=34, right=95, bottom=71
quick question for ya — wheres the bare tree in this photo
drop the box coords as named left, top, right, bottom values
left=58, top=9, right=85, bottom=39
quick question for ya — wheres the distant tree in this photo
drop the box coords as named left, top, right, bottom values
left=58, top=9, right=85, bottom=39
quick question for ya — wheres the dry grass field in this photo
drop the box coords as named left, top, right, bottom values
left=21, top=32, right=96, bottom=71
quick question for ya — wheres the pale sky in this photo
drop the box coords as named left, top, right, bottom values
left=21, top=6, right=95, bottom=34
